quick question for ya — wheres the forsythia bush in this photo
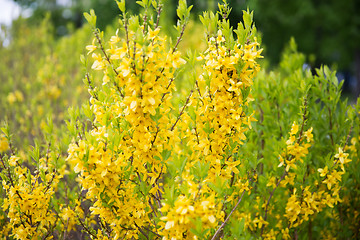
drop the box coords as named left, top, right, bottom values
left=1, top=0, right=359, bottom=239
left=0, top=15, right=93, bottom=151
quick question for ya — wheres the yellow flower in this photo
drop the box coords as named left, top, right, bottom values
left=290, top=121, right=299, bottom=135
left=304, top=127, right=313, bottom=142
left=266, top=176, right=277, bottom=189
left=8, top=156, right=20, bottom=167
left=147, top=27, right=160, bottom=40
left=317, top=166, right=328, bottom=177
left=86, top=38, right=97, bottom=55
left=334, top=147, right=351, bottom=165
left=0, top=135, right=9, bottom=153
left=7, top=92, right=16, bottom=104
left=252, top=216, right=268, bottom=229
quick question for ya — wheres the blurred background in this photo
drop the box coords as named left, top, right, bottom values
left=1, top=0, right=359, bottom=98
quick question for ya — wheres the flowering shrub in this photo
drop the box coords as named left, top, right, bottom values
left=0, top=15, right=95, bottom=152
left=0, top=0, right=359, bottom=239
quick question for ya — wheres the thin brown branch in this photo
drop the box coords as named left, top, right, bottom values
left=93, top=29, right=124, bottom=98
left=135, top=223, right=149, bottom=240
left=155, top=5, right=162, bottom=29
left=171, top=89, right=193, bottom=131
left=76, top=215, right=97, bottom=238
left=211, top=189, right=247, bottom=240
left=85, top=73, right=99, bottom=100
left=261, top=169, right=287, bottom=236
left=195, top=80, right=203, bottom=99
left=328, top=106, right=334, bottom=146
left=172, top=21, right=187, bottom=54
left=142, top=225, right=162, bottom=239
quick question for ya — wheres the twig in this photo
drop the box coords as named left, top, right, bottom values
left=155, top=4, right=162, bottom=29
left=85, top=73, right=98, bottom=100
left=93, top=29, right=124, bottom=98
left=135, top=223, right=149, bottom=240
left=171, top=89, right=193, bottom=131
left=172, top=20, right=187, bottom=54
left=142, top=225, right=162, bottom=239
left=76, top=215, right=97, bottom=238
left=261, top=169, right=287, bottom=236
left=333, top=126, right=353, bottom=167
left=160, top=78, right=174, bottom=102
left=211, top=189, right=247, bottom=240
left=194, top=127, right=200, bottom=144
left=195, top=80, right=203, bottom=99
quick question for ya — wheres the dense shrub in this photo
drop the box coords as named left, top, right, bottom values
left=0, top=0, right=359, bottom=239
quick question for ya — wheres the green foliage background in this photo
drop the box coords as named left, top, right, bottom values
left=10, top=0, right=360, bottom=96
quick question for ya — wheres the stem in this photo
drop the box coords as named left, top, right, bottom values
left=94, top=30, right=117, bottom=75
left=195, top=80, right=203, bottom=99
left=257, top=104, right=264, bottom=175
left=93, top=29, right=124, bottom=98
left=332, top=126, right=353, bottom=167
left=211, top=189, right=246, bottom=240
left=328, top=106, right=334, bottom=146
left=171, top=89, right=193, bottom=131
left=193, top=184, right=203, bottom=202
left=160, top=77, right=174, bottom=102
left=123, top=13, right=131, bottom=58
left=297, top=97, right=308, bottom=144
left=172, top=20, right=187, bottom=54
left=76, top=215, right=97, bottom=238
left=194, top=127, right=200, bottom=144
left=276, top=102, right=283, bottom=137
left=85, top=73, right=98, bottom=100
left=308, top=219, right=312, bottom=240
left=142, top=11, right=148, bottom=35
left=155, top=5, right=162, bottom=29
left=261, top=169, right=287, bottom=236
left=142, top=226, right=162, bottom=239
left=135, top=223, right=149, bottom=240
left=150, top=126, right=160, bottom=147
left=44, top=169, right=57, bottom=193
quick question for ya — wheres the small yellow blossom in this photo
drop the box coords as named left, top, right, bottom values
left=290, top=121, right=299, bottom=135
left=318, top=166, right=328, bottom=177
left=8, top=156, right=20, bottom=166
left=0, top=135, right=9, bottom=152
left=334, top=147, right=351, bottom=165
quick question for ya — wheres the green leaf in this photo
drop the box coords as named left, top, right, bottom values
left=242, top=9, right=253, bottom=29
left=136, top=1, right=145, bottom=8
left=83, top=9, right=97, bottom=27
left=116, top=0, right=126, bottom=12
left=161, top=149, right=171, bottom=161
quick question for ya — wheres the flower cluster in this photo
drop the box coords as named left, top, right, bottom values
left=160, top=194, right=220, bottom=239
left=283, top=145, right=351, bottom=230
left=278, top=121, right=313, bottom=172
left=156, top=6, right=262, bottom=238
left=1, top=155, right=62, bottom=240
left=67, top=3, right=188, bottom=237
left=190, top=29, right=261, bottom=184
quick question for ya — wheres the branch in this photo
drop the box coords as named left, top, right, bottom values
left=93, top=29, right=124, bottom=98
left=85, top=73, right=99, bottom=100
left=171, top=89, right=193, bottom=131
left=172, top=20, right=187, bottom=54
left=261, top=169, right=287, bottom=235
left=211, top=189, right=246, bottom=240
left=155, top=4, right=162, bottom=29
left=76, top=215, right=97, bottom=238
left=134, top=223, right=149, bottom=240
